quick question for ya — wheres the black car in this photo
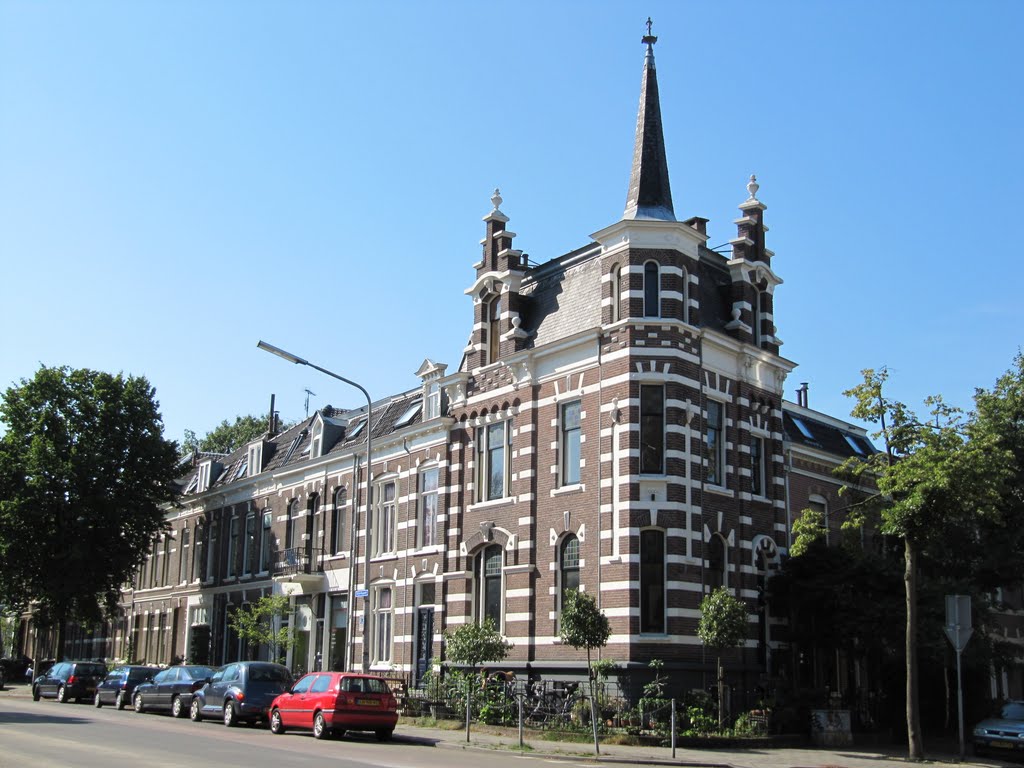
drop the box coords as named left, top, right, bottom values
left=190, top=661, right=291, bottom=726
left=94, top=666, right=155, bottom=710
left=132, top=665, right=217, bottom=718
left=32, top=660, right=108, bottom=703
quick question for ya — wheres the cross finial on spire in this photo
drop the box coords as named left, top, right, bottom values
left=642, top=17, right=657, bottom=47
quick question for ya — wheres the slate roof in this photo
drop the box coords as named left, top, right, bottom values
left=519, top=245, right=603, bottom=348
left=781, top=408, right=878, bottom=459
left=176, top=388, right=425, bottom=499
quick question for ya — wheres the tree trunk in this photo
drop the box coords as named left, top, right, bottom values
left=717, top=654, right=724, bottom=731
left=55, top=616, right=67, bottom=663
left=587, top=648, right=600, bottom=755
left=905, top=537, right=923, bottom=759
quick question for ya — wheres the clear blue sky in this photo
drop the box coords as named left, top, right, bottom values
left=2, top=1, right=1021, bottom=445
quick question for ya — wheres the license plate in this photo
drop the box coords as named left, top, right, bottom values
left=991, top=741, right=1016, bottom=749
left=357, top=698, right=379, bottom=706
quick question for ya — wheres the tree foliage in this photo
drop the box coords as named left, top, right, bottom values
left=837, top=366, right=1015, bottom=759
left=443, top=618, right=511, bottom=670
left=227, top=595, right=294, bottom=663
left=0, top=366, right=179, bottom=657
left=698, top=586, right=748, bottom=730
left=185, top=414, right=269, bottom=456
left=560, top=588, right=611, bottom=754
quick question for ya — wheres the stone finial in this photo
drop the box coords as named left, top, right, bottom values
left=746, top=174, right=759, bottom=201
left=491, top=188, right=503, bottom=213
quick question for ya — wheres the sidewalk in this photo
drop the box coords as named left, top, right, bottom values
left=0, top=680, right=1006, bottom=768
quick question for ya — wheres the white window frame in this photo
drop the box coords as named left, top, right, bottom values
left=310, top=422, right=323, bottom=459
left=247, top=441, right=263, bottom=477
left=373, top=479, right=397, bottom=557
left=706, top=399, right=726, bottom=487
left=331, top=487, right=347, bottom=556
left=476, top=420, right=511, bottom=502
left=611, top=264, right=623, bottom=323
left=226, top=512, right=240, bottom=578
left=371, top=585, right=394, bottom=665
left=179, top=526, right=190, bottom=584
left=242, top=509, right=257, bottom=576
left=640, top=385, right=665, bottom=475
left=750, top=435, right=765, bottom=497
left=560, top=400, right=582, bottom=486
left=259, top=509, right=273, bottom=573
left=418, top=466, right=439, bottom=549
left=639, top=527, right=666, bottom=634
left=424, top=381, right=441, bottom=420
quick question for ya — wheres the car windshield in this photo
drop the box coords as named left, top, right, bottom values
left=249, top=666, right=290, bottom=683
left=128, top=669, right=151, bottom=681
left=1002, top=703, right=1024, bottom=720
left=182, top=666, right=215, bottom=680
left=78, top=664, right=107, bottom=676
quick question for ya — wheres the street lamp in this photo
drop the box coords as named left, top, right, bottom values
left=257, top=340, right=374, bottom=673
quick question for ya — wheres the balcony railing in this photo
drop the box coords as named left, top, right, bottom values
left=276, top=546, right=324, bottom=577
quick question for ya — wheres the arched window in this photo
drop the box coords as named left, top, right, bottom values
left=643, top=261, right=660, bottom=318
left=559, top=535, right=580, bottom=619
left=475, top=545, right=503, bottom=629
left=331, top=487, right=347, bottom=556
left=486, top=295, right=501, bottom=363
left=611, top=264, right=623, bottom=323
left=640, top=529, right=665, bottom=633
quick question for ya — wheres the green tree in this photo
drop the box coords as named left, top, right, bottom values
left=789, top=507, right=828, bottom=557
left=838, top=367, right=1010, bottom=759
left=227, top=595, right=294, bottom=663
left=0, top=366, right=179, bottom=660
left=559, top=589, right=611, bottom=753
left=444, top=617, right=511, bottom=670
left=193, top=414, right=269, bottom=455
left=697, top=586, right=748, bottom=731
left=444, top=618, right=511, bottom=741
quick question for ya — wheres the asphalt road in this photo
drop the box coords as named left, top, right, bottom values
left=0, top=696, right=537, bottom=768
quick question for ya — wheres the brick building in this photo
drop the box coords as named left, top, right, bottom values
left=18, top=29, right=899, bottom=706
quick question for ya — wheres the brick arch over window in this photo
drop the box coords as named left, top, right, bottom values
left=460, top=524, right=513, bottom=555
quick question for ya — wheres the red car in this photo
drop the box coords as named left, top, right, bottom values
left=269, top=672, right=398, bottom=741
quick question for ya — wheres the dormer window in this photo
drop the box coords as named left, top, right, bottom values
left=197, top=461, right=212, bottom=492
left=310, top=421, right=324, bottom=459
left=395, top=400, right=422, bottom=428
left=247, top=442, right=263, bottom=477
left=425, top=381, right=441, bottom=420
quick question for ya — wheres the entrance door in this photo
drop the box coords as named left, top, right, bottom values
left=415, top=607, right=434, bottom=686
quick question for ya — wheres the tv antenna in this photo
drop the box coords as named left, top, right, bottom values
left=304, top=389, right=317, bottom=418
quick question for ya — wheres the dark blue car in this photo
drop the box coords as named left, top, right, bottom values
left=132, top=665, right=216, bottom=718
left=190, top=661, right=291, bottom=726
left=94, top=665, right=155, bottom=709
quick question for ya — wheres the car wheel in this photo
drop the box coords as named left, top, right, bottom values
left=375, top=729, right=393, bottom=742
left=32, top=685, right=40, bottom=702
left=115, top=691, right=126, bottom=710
left=133, top=693, right=145, bottom=713
left=269, top=708, right=285, bottom=735
left=223, top=701, right=238, bottom=727
left=56, top=685, right=68, bottom=703
left=94, top=691, right=102, bottom=708
left=313, top=711, right=330, bottom=740
left=189, top=697, right=203, bottom=722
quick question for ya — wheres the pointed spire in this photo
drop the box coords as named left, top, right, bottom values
left=624, top=18, right=675, bottom=222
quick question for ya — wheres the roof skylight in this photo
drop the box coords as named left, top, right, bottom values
left=791, top=417, right=815, bottom=440
left=394, top=400, right=423, bottom=428
left=843, top=434, right=866, bottom=455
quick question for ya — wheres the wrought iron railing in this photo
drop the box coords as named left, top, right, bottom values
left=276, top=546, right=324, bottom=576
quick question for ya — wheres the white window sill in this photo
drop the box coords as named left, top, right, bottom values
left=370, top=553, right=398, bottom=563
left=412, top=545, right=444, bottom=556
left=551, top=483, right=584, bottom=497
left=704, top=485, right=734, bottom=498
left=469, top=497, right=515, bottom=512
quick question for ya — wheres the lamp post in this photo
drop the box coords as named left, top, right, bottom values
left=257, top=340, right=374, bottom=673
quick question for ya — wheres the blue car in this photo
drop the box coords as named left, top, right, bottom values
left=190, top=661, right=291, bottom=726
left=94, top=665, right=155, bottom=709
